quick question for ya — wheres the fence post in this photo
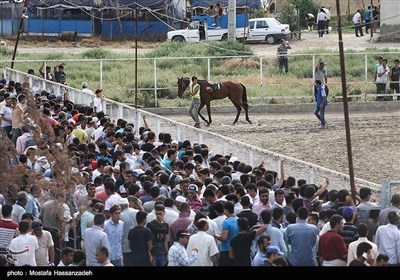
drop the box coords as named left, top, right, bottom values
left=223, top=142, right=228, bottom=157
left=312, top=54, right=315, bottom=95
left=381, top=179, right=391, bottom=208
left=260, top=56, right=263, bottom=103
left=100, top=59, right=103, bottom=90
left=176, top=125, right=181, bottom=141
left=198, top=132, right=203, bottom=146
left=207, top=57, right=211, bottom=81
left=365, top=53, right=368, bottom=101
left=154, top=58, right=158, bottom=107
left=248, top=148, right=254, bottom=167
left=308, top=166, right=315, bottom=184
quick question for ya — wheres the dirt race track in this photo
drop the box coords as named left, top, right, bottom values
left=153, top=102, right=400, bottom=185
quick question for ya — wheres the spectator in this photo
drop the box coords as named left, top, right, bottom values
left=277, top=39, right=292, bottom=74
left=167, top=230, right=198, bottom=266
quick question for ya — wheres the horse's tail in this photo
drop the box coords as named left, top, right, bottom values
left=240, top=84, right=248, bottom=104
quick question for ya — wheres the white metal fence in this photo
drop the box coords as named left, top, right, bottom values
left=2, top=50, right=400, bottom=107
left=3, top=66, right=385, bottom=204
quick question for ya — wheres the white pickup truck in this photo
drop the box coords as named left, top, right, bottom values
left=167, top=19, right=247, bottom=42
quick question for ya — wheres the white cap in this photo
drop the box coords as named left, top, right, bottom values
left=175, top=196, right=187, bottom=203
left=118, top=197, right=129, bottom=205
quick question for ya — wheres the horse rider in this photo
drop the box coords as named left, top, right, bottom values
left=187, top=76, right=201, bottom=128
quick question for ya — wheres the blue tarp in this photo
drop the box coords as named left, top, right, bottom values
left=191, top=0, right=260, bottom=9
left=28, top=0, right=170, bottom=11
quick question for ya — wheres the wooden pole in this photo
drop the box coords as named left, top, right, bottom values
left=134, top=7, right=138, bottom=109
left=336, top=0, right=357, bottom=201
left=11, top=0, right=30, bottom=69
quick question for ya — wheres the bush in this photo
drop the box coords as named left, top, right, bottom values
left=81, top=48, right=113, bottom=59
left=278, top=0, right=319, bottom=31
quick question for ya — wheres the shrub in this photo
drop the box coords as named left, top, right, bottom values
left=81, top=48, right=113, bottom=59
left=278, top=0, right=319, bottom=31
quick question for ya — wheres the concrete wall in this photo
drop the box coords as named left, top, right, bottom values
left=380, top=0, right=400, bottom=41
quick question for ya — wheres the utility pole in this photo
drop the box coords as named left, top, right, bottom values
left=227, top=0, right=236, bottom=40
left=134, top=6, right=138, bottom=109
left=11, top=0, right=30, bottom=69
left=336, top=0, right=356, bottom=202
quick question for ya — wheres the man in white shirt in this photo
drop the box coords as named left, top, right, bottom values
left=352, top=9, right=363, bottom=37
left=9, top=220, right=39, bottom=266
left=93, top=89, right=104, bottom=114
left=376, top=58, right=390, bottom=101
left=186, top=218, right=218, bottom=266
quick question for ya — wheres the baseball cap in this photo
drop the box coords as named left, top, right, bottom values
left=228, top=156, right=238, bottom=164
left=175, top=196, right=186, bottom=203
left=188, top=184, right=198, bottom=193
left=32, top=220, right=43, bottom=230
left=342, top=206, right=355, bottom=219
left=266, top=246, right=284, bottom=256
left=118, top=197, right=129, bottom=205
left=176, top=230, right=191, bottom=239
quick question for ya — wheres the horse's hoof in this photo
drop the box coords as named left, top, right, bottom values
left=232, top=122, right=237, bottom=126
left=206, top=124, right=210, bottom=127
left=248, top=120, right=252, bottom=124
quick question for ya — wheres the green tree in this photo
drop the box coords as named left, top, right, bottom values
left=278, top=0, right=319, bottom=31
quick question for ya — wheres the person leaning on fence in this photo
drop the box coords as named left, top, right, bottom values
left=277, top=40, right=291, bottom=74
left=187, top=76, right=201, bottom=128
left=376, top=58, right=390, bottom=101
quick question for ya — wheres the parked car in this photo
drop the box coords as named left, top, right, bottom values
left=246, top=18, right=291, bottom=44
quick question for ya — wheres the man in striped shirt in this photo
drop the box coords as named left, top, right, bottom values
left=0, top=204, right=19, bottom=255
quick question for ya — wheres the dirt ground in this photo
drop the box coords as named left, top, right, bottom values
left=162, top=107, right=400, bottom=185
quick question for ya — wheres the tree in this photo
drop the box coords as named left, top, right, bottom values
left=277, top=0, right=319, bottom=31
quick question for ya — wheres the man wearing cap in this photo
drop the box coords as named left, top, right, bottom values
left=187, top=184, right=202, bottom=213
left=168, top=229, right=198, bottom=266
left=263, top=246, right=285, bottom=266
left=32, top=220, right=55, bottom=266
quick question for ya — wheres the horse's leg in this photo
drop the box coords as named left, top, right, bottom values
left=197, top=100, right=208, bottom=125
left=205, top=102, right=212, bottom=126
left=232, top=103, right=242, bottom=125
left=243, top=102, right=252, bottom=124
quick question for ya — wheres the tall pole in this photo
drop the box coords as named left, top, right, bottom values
left=370, top=0, right=373, bottom=39
left=11, top=0, right=30, bottom=69
left=336, top=0, right=356, bottom=201
left=134, top=7, right=138, bottom=109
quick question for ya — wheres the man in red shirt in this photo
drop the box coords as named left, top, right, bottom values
left=319, top=214, right=348, bottom=266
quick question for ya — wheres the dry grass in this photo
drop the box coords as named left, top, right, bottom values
left=222, top=58, right=260, bottom=69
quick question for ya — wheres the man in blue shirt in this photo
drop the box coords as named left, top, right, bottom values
left=364, top=6, right=372, bottom=34
left=314, top=80, right=328, bottom=129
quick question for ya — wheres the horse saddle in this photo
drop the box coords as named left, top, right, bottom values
left=206, top=81, right=222, bottom=94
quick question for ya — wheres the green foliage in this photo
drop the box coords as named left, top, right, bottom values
left=278, top=0, right=319, bottom=31
left=0, top=46, right=13, bottom=56
left=144, top=41, right=252, bottom=58
left=251, top=9, right=267, bottom=18
left=80, top=48, right=113, bottom=59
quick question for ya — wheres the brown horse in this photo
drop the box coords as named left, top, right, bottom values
left=177, top=77, right=251, bottom=126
